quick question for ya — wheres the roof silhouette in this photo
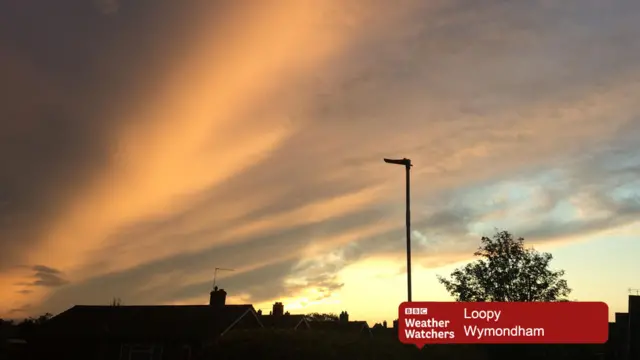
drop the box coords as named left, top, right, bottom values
left=36, top=304, right=258, bottom=340
left=259, top=314, right=309, bottom=330
left=309, top=320, right=370, bottom=334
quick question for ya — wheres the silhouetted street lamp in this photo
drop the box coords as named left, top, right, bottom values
left=383, top=157, right=413, bottom=302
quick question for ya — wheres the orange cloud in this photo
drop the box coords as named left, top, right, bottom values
left=3, top=0, right=640, bottom=319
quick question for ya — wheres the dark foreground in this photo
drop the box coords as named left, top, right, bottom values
left=212, top=329, right=604, bottom=360
left=1, top=328, right=608, bottom=360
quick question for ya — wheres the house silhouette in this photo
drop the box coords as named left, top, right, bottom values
left=308, top=311, right=372, bottom=337
left=31, top=286, right=262, bottom=360
left=259, top=302, right=310, bottom=330
left=607, top=295, right=640, bottom=360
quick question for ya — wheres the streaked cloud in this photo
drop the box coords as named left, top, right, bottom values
left=15, top=265, right=69, bottom=288
left=1, top=0, right=640, bottom=318
left=93, top=0, right=120, bottom=15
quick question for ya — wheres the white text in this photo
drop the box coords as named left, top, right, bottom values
left=463, top=325, right=544, bottom=339
left=405, top=318, right=450, bottom=328
left=463, top=308, right=501, bottom=322
left=405, top=329, right=455, bottom=339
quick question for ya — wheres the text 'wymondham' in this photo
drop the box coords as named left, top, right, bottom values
left=463, top=325, right=545, bottom=339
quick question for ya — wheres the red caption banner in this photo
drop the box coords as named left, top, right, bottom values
left=398, top=301, right=608, bottom=346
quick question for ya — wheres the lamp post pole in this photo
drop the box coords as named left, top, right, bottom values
left=383, top=157, right=413, bottom=302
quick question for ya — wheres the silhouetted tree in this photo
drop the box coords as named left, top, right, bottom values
left=41, top=313, right=52, bottom=322
left=11, top=313, right=51, bottom=340
left=437, top=230, right=571, bottom=302
left=306, top=312, right=339, bottom=322
left=33, top=313, right=52, bottom=324
left=0, top=318, right=16, bottom=337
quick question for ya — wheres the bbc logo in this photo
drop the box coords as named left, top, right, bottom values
left=405, top=307, right=428, bottom=315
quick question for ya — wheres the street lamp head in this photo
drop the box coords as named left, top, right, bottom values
left=383, top=158, right=412, bottom=167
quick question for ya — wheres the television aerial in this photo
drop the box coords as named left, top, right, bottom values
left=213, top=267, right=234, bottom=288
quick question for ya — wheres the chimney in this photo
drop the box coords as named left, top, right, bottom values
left=629, top=296, right=640, bottom=360
left=339, top=311, right=349, bottom=323
left=393, top=319, right=398, bottom=332
left=616, top=312, right=630, bottom=360
left=272, top=302, right=284, bottom=317
left=209, top=286, right=226, bottom=308
left=383, top=320, right=387, bottom=328
left=257, top=309, right=262, bottom=316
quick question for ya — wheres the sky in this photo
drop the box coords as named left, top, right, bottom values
left=1, top=0, right=640, bottom=325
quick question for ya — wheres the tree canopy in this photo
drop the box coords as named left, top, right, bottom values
left=437, top=230, right=571, bottom=302
left=306, top=312, right=339, bottom=322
